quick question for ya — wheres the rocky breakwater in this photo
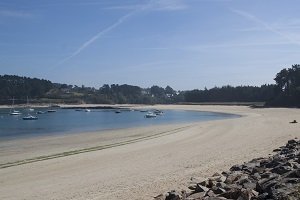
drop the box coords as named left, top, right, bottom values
left=155, top=139, right=300, bottom=200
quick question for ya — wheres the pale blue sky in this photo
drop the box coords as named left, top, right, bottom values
left=0, top=0, right=300, bottom=90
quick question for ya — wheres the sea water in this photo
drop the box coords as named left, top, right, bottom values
left=0, top=108, right=238, bottom=140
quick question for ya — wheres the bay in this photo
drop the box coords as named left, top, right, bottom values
left=0, top=108, right=238, bottom=140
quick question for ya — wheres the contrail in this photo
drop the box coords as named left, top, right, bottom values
left=54, top=11, right=135, bottom=67
left=53, top=0, right=185, bottom=68
left=232, top=9, right=300, bottom=45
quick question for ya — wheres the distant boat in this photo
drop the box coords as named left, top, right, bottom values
left=47, top=102, right=58, bottom=113
left=23, top=114, right=38, bottom=120
left=9, top=97, right=22, bottom=115
left=10, top=110, right=22, bottom=115
left=85, top=109, right=91, bottom=112
left=140, top=110, right=148, bottom=112
left=37, top=111, right=45, bottom=114
left=115, top=110, right=121, bottom=113
left=26, top=96, right=34, bottom=112
left=145, top=112, right=156, bottom=118
left=153, top=110, right=163, bottom=115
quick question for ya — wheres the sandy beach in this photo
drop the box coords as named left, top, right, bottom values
left=0, top=105, right=299, bottom=200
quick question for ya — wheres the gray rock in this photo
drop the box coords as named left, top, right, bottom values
left=154, top=194, right=165, bottom=200
left=242, top=182, right=256, bottom=190
left=166, top=190, right=182, bottom=200
left=186, top=192, right=206, bottom=200
left=211, top=187, right=226, bottom=194
left=195, top=184, right=210, bottom=193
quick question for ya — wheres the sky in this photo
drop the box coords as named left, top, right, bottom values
left=0, top=0, right=300, bottom=90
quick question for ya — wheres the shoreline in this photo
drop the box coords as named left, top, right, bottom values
left=0, top=105, right=299, bottom=200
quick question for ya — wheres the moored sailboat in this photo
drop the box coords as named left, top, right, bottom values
left=23, top=114, right=38, bottom=120
left=9, top=97, right=22, bottom=115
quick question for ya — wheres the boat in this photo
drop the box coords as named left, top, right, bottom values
left=153, top=109, right=163, bottom=115
left=37, top=111, right=45, bottom=114
left=115, top=110, right=121, bottom=113
left=9, top=97, right=22, bottom=115
left=26, top=97, right=34, bottom=112
left=10, top=110, right=22, bottom=115
left=47, top=103, right=57, bottom=113
left=85, top=109, right=91, bottom=112
left=145, top=112, right=157, bottom=118
left=23, top=114, right=38, bottom=120
left=140, top=110, right=148, bottom=112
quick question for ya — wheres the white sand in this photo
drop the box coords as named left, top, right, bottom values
left=0, top=105, right=299, bottom=200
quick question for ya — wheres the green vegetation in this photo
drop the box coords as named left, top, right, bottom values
left=0, top=65, right=299, bottom=107
left=268, top=64, right=300, bottom=107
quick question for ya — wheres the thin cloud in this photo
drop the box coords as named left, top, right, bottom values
left=151, top=0, right=188, bottom=11
left=53, top=0, right=187, bottom=67
left=0, top=9, right=32, bottom=18
left=187, top=41, right=293, bottom=51
left=231, top=9, right=300, bottom=45
left=107, top=0, right=188, bottom=11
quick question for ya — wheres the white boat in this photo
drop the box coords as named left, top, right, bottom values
left=23, top=114, right=38, bottom=120
left=10, top=110, right=21, bottom=115
left=9, top=97, right=22, bottom=115
left=47, top=103, right=57, bottom=113
left=85, top=109, right=91, bottom=112
left=26, top=97, right=34, bottom=112
left=153, top=110, right=163, bottom=115
left=145, top=112, right=157, bottom=118
left=37, top=111, right=45, bottom=114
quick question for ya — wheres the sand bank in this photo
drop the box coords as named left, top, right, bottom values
left=0, top=105, right=299, bottom=200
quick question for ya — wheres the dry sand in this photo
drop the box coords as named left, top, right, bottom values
left=0, top=105, right=299, bottom=200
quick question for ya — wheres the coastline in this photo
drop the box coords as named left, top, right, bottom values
left=0, top=105, right=299, bottom=200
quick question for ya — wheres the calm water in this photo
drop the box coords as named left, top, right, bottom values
left=0, top=108, right=238, bottom=140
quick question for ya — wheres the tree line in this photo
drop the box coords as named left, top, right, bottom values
left=0, top=65, right=299, bottom=107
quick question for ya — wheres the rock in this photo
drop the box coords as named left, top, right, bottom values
left=230, top=164, right=243, bottom=171
left=208, top=175, right=226, bottom=183
left=224, top=172, right=243, bottom=184
left=242, top=182, right=256, bottom=190
left=206, top=190, right=216, bottom=197
left=237, top=189, right=258, bottom=200
left=156, top=139, right=300, bottom=200
left=215, top=182, right=227, bottom=189
left=284, top=168, right=300, bottom=178
left=194, top=184, right=210, bottom=193
left=273, top=148, right=281, bottom=152
left=288, top=139, right=298, bottom=144
left=251, top=172, right=261, bottom=180
left=271, top=165, right=293, bottom=175
left=257, top=192, right=269, bottom=200
left=154, top=194, right=165, bottom=200
left=211, top=187, right=226, bottom=194
left=166, top=190, right=182, bottom=200
left=219, top=188, right=242, bottom=199
left=198, top=180, right=210, bottom=187
left=204, top=197, right=228, bottom=200
left=186, top=192, right=206, bottom=200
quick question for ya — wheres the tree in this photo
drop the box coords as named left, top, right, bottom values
left=270, top=64, right=300, bottom=107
